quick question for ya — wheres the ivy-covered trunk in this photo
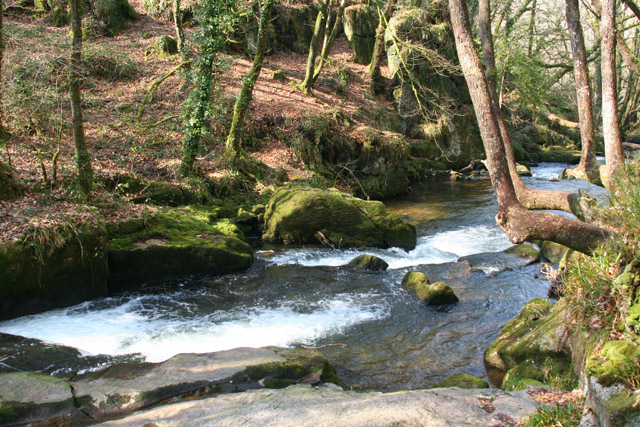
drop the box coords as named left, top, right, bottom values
left=299, top=0, right=330, bottom=94
left=69, top=0, right=94, bottom=193
left=173, top=0, right=184, bottom=53
left=224, top=0, right=273, bottom=160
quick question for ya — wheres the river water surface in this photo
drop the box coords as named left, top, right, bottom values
left=0, top=163, right=607, bottom=391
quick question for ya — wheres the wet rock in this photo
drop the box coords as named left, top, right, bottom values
left=540, top=241, right=570, bottom=264
left=458, top=244, right=540, bottom=276
left=347, top=254, right=389, bottom=272
left=71, top=347, right=337, bottom=420
left=96, top=384, right=542, bottom=427
left=262, top=186, right=416, bottom=250
left=107, top=208, right=253, bottom=291
left=515, top=164, right=532, bottom=177
left=0, top=225, right=108, bottom=320
left=343, top=4, right=377, bottom=64
left=433, top=373, right=489, bottom=389
left=0, top=333, right=141, bottom=377
left=484, top=299, right=576, bottom=390
left=402, top=271, right=458, bottom=306
left=0, top=372, right=86, bottom=426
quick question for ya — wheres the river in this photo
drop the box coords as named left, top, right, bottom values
left=0, top=162, right=607, bottom=391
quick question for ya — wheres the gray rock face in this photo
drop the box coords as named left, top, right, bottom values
left=98, top=384, right=542, bottom=427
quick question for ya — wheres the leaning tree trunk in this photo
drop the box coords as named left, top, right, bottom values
left=369, top=0, right=397, bottom=94
left=477, top=0, right=587, bottom=217
left=564, top=0, right=602, bottom=185
left=311, top=0, right=346, bottom=86
left=299, top=0, right=330, bottom=94
left=224, top=0, right=273, bottom=160
left=448, top=0, right=610, bottom=254
left=69, top=0, right=93, bottom=193
left=600, top=0, right=625, bottom=188
left=0, top=0, right=7, bottom=147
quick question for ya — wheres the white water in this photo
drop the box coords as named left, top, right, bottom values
left=259, top=224, right=511, bottom=269
left=0, top=293, right=387, bottom=362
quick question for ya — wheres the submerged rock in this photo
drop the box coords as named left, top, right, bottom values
left=433, top=373, right=489, bottom=389
left=459, top=244, right=540, bottom=276
left=262, top=186, right=416, bottom=250
left=107, top=208, right=253, bottom=291
left=402, top=271, right=459, bottom=306
left=347, top=254, right=389, bottom=272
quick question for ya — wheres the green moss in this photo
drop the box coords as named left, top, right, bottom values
left=538, top=149, right=582, bottom=164
left=146, top=35, right=178, bottom=59
left=343, top=4, right=377, bottom=64
left=0, top=162, right=23, bottom=201
left=504, top=244, right=540, bottom=261
left=603, top=391, right=640, bottom=427
left=86, top=0, right=137, bottom=37
left=586, top=340, right=640, bottom=386
left=401, top=272, right=458, bottom=305
left=262, top=186, right=416, bottom=250
left=540, top=241, right=570, bottom=264
left=347, top=254, right=389, bottom=272
left=626, top=304, right=640, bottom=333
left=107, top=208, right=253, bottom=290
left=433, top=373, right=489, bottom=389
left=484, top=299, right=575, bottom=389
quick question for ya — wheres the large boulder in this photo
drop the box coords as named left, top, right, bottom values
left=0, top=225, right=108, bottom=320
left=262, top=187, right=416, bottom=250
left=107, top=208, right=253, bottom=291
left=347, top=254, right=389, bottom=272
left=343, top=4, right=378, bottom=64
left=385, top=3, right=483, bottom=169
left=484, top=298, right=576, bottom=390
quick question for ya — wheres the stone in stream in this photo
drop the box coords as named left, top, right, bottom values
left=401, top=271, right=459, bottom=306
left=262, top=186, right=416, bottom=250
left=540, top=240, right=570, bottom=264
left=347, top=254, right=389, bottom=272
left=458, top=244, right=540, bottom=276
left=95, top=384, right=542, bottom=426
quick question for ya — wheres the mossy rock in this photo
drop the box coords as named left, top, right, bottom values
left=85, top=0, right=137, bottom=37
left=484, top=299, right=576, bottom=389
left=343, top=4, right=377, bottom=64
left=0, top=162, right=24, bottom=201
left=402, top=272, right=458, bottom=305
left=501, top=360, right=545, bottom=390
left=538, top=149, right=582, bottom=164
left=146, top=35, right=178, bottom=59
left=601, top=389, right=640, bottom=427
left=0, top=372, right=85, bottom=426
left=0, top=225, right=108, bottom=320
left=105, top=174, right=206, bottom=206
left=540, top=241, right=570, bottom=264
left=433, top=373, right=488, bottom=389
left=347, top=254, right=389, bottom=272
left=515, top=164, right=532, bottom=177
left=107, top=208, right=253, bottom=290
left=586, top=340, right=640, bottom=387
left=262, top=186, right=416, bottom=250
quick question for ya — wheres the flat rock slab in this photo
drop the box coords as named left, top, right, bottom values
left=0, top=372, right=86, bottom=425
left=72, top=347, right=285, bottom=419
left=99, top=384, right=541, bottom=427
left=459, top=244, right=540, bottom=276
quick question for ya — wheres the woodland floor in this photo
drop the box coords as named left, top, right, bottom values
left=0, top=0, right=396, bottom=242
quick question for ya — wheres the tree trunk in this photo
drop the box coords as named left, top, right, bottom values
left=173, top=0, right=184, bottom=53
left=448, top=0, right=610, bottom=253
left=369, top=0, right=397, bottom=94
left=69, top=0, right=93, bottom=193
left=0, top=0, right=7, bottom=147
left=622, top=0, right=640, bottom=20
left=224, top=0, right=273, bottom=159
left=477, top=0, right=586, bottom=217
left=299, top=0, right=329, bottom=94
left=564, top=0, right=602, bottom=185
left=600, top=0, right=624, bottom=188
left=312, top=0, right=346, bottom=86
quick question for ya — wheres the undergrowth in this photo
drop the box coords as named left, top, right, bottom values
left=561, top=161, right=640, bottom=391
left=523, top=402, right=583, bottom=427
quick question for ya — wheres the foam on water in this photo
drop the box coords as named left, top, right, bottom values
left=259, top=224, right=511, bottom=269
left=0, top=294, right=387, bottom=363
